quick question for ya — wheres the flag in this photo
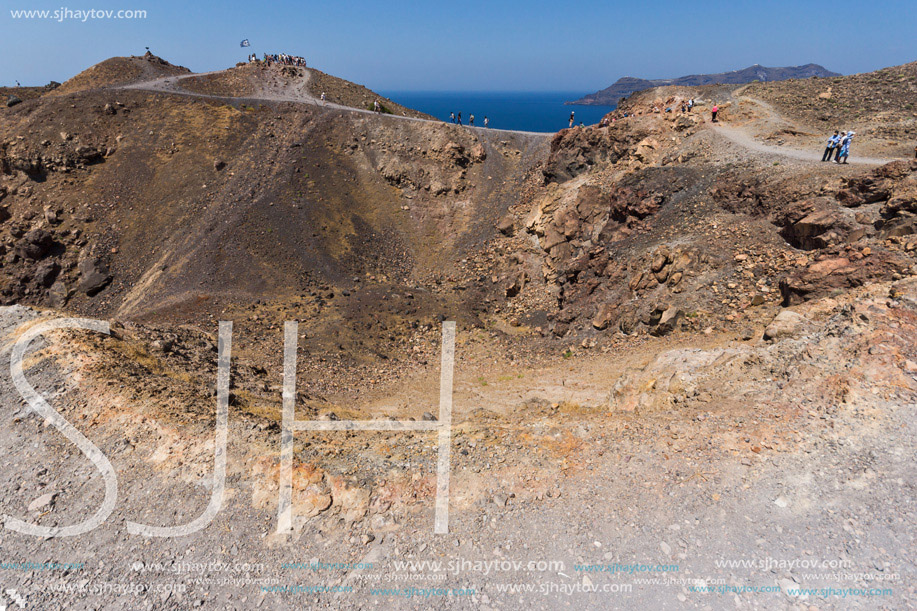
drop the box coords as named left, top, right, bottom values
left=240, top=39, right=250, bottom=48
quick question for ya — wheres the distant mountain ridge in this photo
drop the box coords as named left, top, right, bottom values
left=568, top=63, right=841, bottom=106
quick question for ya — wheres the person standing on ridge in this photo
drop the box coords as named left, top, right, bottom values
left=457, top=112, right=462, bottom=125
left=450, top=112, right=455, bottom=123
left=569, top=111, right=575, bottom=128
left=822, top=131, right=840, bottom=162
left=484, top=116, right=489, bottom=128
left=469, top=114, right=475, bottom=126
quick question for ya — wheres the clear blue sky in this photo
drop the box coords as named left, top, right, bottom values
left=3, top=0, right=915, bottom=91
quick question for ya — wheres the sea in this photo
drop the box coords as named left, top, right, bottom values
left=379, top=91, right=614, bottom=134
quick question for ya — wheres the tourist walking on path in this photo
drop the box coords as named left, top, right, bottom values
left=835, top=131, right=854, bottom=164
left=688, top=98, right=694, bottom=112
left=569, top=111, right=575, bottom=128
left=320, top=92, right=326, bottom=105
left=450, top=112, right=455, bottom=123
left=484, top=116, right=489, bottom=128
left=457, top=112, right=462, bottom=125
left=822, top=131, right=840, bottom=161
left=711, top=104, right=719, bottom=122
left=469, top=114, right=475, bottom=126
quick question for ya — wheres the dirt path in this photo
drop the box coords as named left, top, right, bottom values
left=120, top=68, right=552, bottom=139
left=709, top=94, right=901, bottom=165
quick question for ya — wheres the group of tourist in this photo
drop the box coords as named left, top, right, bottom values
left=247, top=53, right=307, bottom=67
left=448, top=112, right=489, bottom=128
left=821, top=130, right=855, bottom=164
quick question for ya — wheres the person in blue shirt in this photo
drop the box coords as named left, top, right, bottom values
left=835, top=132, right=854, bottom=164
left=822, top=131, right=840, bottom=162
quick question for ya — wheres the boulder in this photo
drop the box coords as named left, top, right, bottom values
left=649, top=306, right=683, bottom=336
left=592, top=303, right=617, bottom=330
left=34, top=260, right=60, bottom=287
left=763, top=310, right=807, bottom=341
left=77, top=259, right=111, bottom=296
left=496, top=214, right=515, bottom=236
left=15, top=229, right=53, bottom=260
left=49, top=280, right=69, bottom=307
left=6, top=95, right=22, bottom=108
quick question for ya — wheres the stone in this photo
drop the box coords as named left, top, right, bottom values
left=49, top=281, right=69, bottom=307
left=495, top=214, right=514, bottom=236
left=650, top=306, right=683, bottom=336
left=16, top=229, right=53, bottom=260
left=6, top=95, right=22, bottom=108
left=763, top=310, right=807, bottom=341
left=77, top=258, right=112, bottom=296
left=592, top=303, right=616, bottom=330
left=28, top=492, right=56, bottom=512
left=34, top=260, right=60, bottom=288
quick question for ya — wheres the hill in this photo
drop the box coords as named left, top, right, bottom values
left=49, top=52, right=191, bottom=96
left=568, top=63, right=840, bottom=106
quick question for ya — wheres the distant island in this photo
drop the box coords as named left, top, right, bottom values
left=567, top=63, right=841, bottom=106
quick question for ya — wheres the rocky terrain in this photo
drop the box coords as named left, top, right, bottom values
left=569, top=64, right=840, bottom=106
left=0, top=54, right=914, bottom=609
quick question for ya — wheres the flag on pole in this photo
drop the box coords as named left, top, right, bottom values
left=240, top=39, right=250, bottom=48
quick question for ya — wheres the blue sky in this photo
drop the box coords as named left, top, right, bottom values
left=2, top=0, right=915, bottom=91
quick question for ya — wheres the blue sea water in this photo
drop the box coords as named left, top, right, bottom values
left=379, top=91, right=615, bottom=134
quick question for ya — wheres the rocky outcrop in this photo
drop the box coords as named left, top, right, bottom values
left=776, top=198, right=865, bottom=250
left=542, top=125, right=649, bottom=183
left=779, top=247, right=909, bottom=306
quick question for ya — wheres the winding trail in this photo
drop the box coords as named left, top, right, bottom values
left=122, top=67, right=908, bottom=164
left=708, top=94, right=900, bottom=165
left=119, top=67, right=552, bottom=140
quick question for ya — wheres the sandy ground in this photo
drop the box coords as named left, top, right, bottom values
left=0, top=276, right=914, bottom=609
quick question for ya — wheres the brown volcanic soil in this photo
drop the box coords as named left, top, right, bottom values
left=305, top=67, right=432, bottom=118
left=0, top=85, right=55, bottom=102
left=2, top=56, right=917, bottom=374
left=48, top=53, right=190, bottom=96
left=177, top=65, right=259, bottom=98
